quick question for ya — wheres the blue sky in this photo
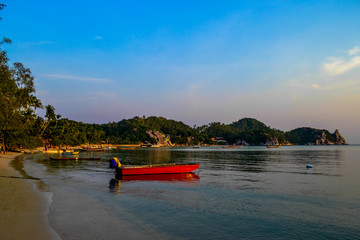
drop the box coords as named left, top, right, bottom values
left=2, top=0, right=360, bottom=142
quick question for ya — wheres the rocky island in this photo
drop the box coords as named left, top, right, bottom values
left=100, top=117, right=348, bottom=147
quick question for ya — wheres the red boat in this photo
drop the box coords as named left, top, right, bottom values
left=109, top=157, right=200, bottom=176
left=50, top=157, right=101, bottom=160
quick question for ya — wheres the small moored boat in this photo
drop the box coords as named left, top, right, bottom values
left=62, top=150, right=79, bottom=155
left=109, top=157, right=200, bottom=176
left=80, top=147, right=105, bottom=152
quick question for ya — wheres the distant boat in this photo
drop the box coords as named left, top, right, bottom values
left=43, top=149, right=60, bottom=153
left=266, top=145, right=280, bottom=148
left=117, top=146, right=136, bottom=150
left=151, top=144, right=161, bottom=148
left=105, top=147, right=116, bottom=150
left=109, top=157, right=200, bottom=176
left=193, top=145, right=201, bottom=148
left=140, top=143, right=153, bottom=148
left=50, top=157, right=101, bottom=160
left=62, top=150, right=79, bottom=155
left=223, top=145, right=234, bottom=148
left=80, top=147, right=105, bottom=152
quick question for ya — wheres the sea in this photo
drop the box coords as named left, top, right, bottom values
left=16, top=145, right=360, bottom=240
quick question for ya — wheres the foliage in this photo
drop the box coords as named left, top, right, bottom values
left=101, top=116, right=197, bottom=145
left=195, top=118, right=289, bottom=145
left=0, top=5, right=44, bottom=149
left=285, top=127, right=336, bottom=145
left=99, top=117, right=295, bottom=146
left=41, top=118, right=105, bottom=146
left=230, top=118, right=270, bottom=131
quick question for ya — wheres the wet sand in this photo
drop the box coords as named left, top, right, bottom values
left=0, top=152, right=60, bottom=240
left=1, top=152, right=162, bottom=240
left=49, top=187, right=164, bottom=240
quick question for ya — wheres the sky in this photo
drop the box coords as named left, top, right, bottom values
left=1, top=0, right=360, bottom=143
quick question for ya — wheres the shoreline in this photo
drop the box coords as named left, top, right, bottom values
left=0, top=152, right=61, bottom=240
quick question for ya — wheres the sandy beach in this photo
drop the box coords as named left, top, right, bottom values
left=0, top=152, right=60, bottom=240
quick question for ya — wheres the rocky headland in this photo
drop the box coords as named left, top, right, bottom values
left=125, top=117, right=348, bottom=146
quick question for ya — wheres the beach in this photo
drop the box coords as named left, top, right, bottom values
left=0, top=152, right=60, bottom=240
left=1, top=152, right=157, bottom=240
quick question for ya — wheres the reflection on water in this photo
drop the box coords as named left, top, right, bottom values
left=109, top=173, right=200, bottom=194
left=20, top=145, right=360, bottom=240
left=120, top=172, right=200, bottom=182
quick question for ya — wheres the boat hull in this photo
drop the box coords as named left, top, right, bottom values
left=116, top=163, right=200, bottom=176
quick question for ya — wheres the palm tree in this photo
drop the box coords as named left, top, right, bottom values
left=21, top=108, right=36, bottom=129
left=55, top=114, right=61, bottom=128
left=41, top=104, right=56, bottom=136
left=31, top=95, right=43, bottom=113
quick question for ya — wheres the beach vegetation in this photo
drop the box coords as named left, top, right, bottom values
left=0, top=5, right=44, bottom=149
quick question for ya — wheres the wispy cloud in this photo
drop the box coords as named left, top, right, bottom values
left=20, top=41, right=55, bottom=47
left=322, top=56, right=360, bottom=76
left=286, top=79, right=322, bottom=90
left=322, top=46, right=360, bottom=76
left=349, top=46, right=360, bottom=56
left=94, top=36, right=103, bottom=40
left=41, top=74, right=111, bottom=83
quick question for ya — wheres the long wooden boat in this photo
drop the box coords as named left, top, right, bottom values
left=80, top=147, right=105, bottom=152
left=109, top=158, right=200, bottom=176
left=50, top=157, right=101, bottom=160
left=266, top=145, right=280, bottom=148
left=117, top=146, right=136, bottom=150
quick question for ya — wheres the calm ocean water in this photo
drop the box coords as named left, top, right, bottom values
left=19, top=145, right=360, bottom=240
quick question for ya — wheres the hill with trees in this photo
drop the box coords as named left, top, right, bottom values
left=96, top=117, right=346, bottom=146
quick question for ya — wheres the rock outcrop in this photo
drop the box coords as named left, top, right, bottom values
left=315, top=129, right=347, bottom=145
left=333, top=129, right=347, bottom=145
left=286, top=127, right=348, bottom=145
left=315, top=132, right=330, bottom=145
left=146, top=130, right=174, bottom=146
